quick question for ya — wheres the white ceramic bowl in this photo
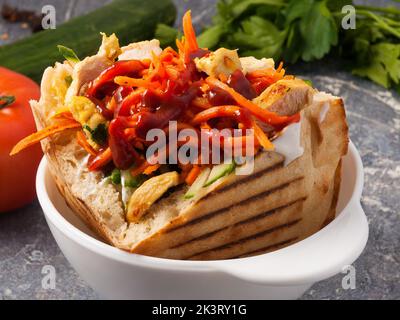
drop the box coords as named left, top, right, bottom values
left=36, top=141, right=368, bottom=299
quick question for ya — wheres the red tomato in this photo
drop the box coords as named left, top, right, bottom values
left=0, top=67, right=42, bottom=212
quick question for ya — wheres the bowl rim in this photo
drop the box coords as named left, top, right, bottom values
left=36, top=141, right=365, bottom=276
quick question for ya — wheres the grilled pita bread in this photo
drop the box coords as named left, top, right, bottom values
left=31, top=39, right=348, bottom=260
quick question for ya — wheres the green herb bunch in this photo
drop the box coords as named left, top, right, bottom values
left=157, top=0, right=400, bottom=93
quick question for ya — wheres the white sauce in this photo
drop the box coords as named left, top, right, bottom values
left=273, top=116, right=304, bottom=166
left=99, top=177, right=110, bottom=187
left=120, top=170, right=134, bottom=207
left=313, top=91, right=338, bottom=124
left=76, top=154, right=90, bottom=178
left=272, top=91, right=339, bottom=165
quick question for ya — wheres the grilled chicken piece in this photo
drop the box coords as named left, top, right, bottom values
left=195, top=48, right=242, bottom=77
left=97, top=33, right=121, bottom=61
left=65, top=56, right=112, bottom=103
left=65, top=34, right=120, bottom=102
left=118, top=39, right=162, bottom=61
left=127, top=172, right=180, bottom=223
left=240, top=56, right=275, bottom=74
left=253, top=79, right=315, bottom=116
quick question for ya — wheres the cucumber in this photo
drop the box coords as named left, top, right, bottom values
left=184, top=168, right=211, bottom=199
left=204, top=162, right=236, bottom=187
left=110, top=168, right=121, bottom=185
left=0, top=0, right=176, bottom=82
left=122, top=170, right=145, bottom=188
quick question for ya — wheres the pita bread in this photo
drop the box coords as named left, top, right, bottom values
left=31, top=41, right=348, bottom=260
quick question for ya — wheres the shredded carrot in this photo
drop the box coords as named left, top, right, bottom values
left=76, top=131, right=97, bottom=156
left=185, top=165, right=201, bottom=185
left=252, top=121, right=274, bottom=151
left=246, top=65, right=286, bottom=92
left=165, top=66, right=180, bottom=80
left=176, top=38, right=185, bottom=55
left=191, top=97, right=212, bottom=109
left=88, top=147, right=112, bottom=171
left=106, top=96, right=118, bottom=113
left=130, top=160, right=150, bottom=177
left=218, top=73, right=228, bottom=83
left=205, top=77, right=292, bottom=125
left=182, top=10, right=198, bottom=62
left=114, top=76, right=158, bottom=89
left=143, top=164, right=161, bottom=175
left=192, top=105, right=243, bottom=125
left=247, top=68, right=275, bottom=79
left=10, top=119, right=81, bottom=156
left=51, top=111, right=75, bottom=121
left=276, top=61, right=284, bottom=73
left=146, top=52, right=163, bottom=81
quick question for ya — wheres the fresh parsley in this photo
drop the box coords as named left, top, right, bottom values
left=110, top=168, right=121, bottom=185
left=65, top=75, right=73, bottom=86
left=124, top=173, right=145, bottom=188
left=57, top=45, right=80, bottom=63
left=159, top=0, right=400, bottom=93
left=83, top=123, right=108, bottom=145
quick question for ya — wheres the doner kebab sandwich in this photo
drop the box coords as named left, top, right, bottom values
left=12, top=11, right=348, bottom=260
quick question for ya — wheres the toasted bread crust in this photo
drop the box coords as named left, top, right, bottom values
left=31, top=101, right=122, bottom=247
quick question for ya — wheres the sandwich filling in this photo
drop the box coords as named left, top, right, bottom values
left=12, top=11, right=316, bottom=224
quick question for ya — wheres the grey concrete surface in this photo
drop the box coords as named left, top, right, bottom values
left=0, top=0, right=399, bottom=300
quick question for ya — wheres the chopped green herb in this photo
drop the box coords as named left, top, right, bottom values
left=91, top=123, right=108, bottom=145
left=189, top=0, right=400, bottom=93
left=57, top=45, right=80, bottom=63
left=0, top=95, right=15, bottom=109
left=111, top=169, right=121, bottom=185
left=65, top=75, right=73, bottom=86
left=124, top=173, right=145, bottom=188
left=303, top=79, right=313, bottom=87
left=83, top=123, right=108, bottom=145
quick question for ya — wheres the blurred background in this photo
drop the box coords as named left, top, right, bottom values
left=0, top=0, right=399, bottom=300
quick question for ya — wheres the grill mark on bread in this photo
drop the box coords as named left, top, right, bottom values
left=235, top=197, right=306, bottom=227
left=199, top=161, right=284, bottom=203
left=167, top=176, right=304, bottom=233
left=186, top=219, right=301, bottom=259
left=233, top=237, right=298, bottom=258
left=214, top=161, right=284, bottom=193
left=171, top=198, right=305, bottom=249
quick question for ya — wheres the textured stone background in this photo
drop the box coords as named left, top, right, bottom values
left=0, top=0, right=399, bottom=300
